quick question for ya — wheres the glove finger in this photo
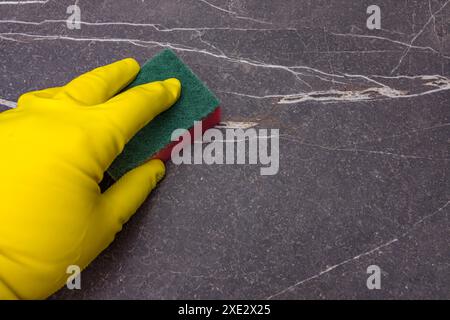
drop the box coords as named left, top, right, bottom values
left=78, top=160, right=165, bottom=267
left=16, top=87, right=61, bottom=108
left=53, top=58, right=139, bottom=106
left=100, top=78, right=181, bottom=143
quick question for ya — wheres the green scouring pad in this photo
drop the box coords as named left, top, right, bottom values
left=107, top=49, right=221, bottom=179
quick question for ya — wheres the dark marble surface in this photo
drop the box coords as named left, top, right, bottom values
left=0, top=0, right=449, bottom=299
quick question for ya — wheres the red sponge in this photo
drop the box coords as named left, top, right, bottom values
left=151, top=107, right=221, bottom=162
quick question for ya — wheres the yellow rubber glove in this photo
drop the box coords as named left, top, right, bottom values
left=0, top=58, right=181, bottom=299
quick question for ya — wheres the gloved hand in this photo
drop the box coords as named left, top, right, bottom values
left=0, top=58, right=181, bottom=299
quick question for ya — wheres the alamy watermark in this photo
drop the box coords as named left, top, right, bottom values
left=66, top=4, right=81, bottom=30
left=366, top=5, right=381, bottom=30
left=366, top=264, right=381, bottom=290
left=170, top=122, right=279, bottom=176
left=66, top=264, right=81, bottom=290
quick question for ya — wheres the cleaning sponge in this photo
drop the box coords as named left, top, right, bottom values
left=107, top=49, right=221, bottom=179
